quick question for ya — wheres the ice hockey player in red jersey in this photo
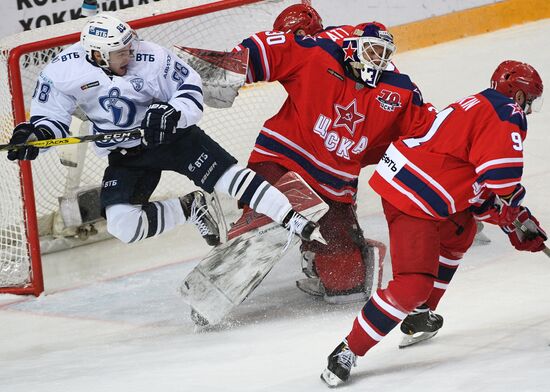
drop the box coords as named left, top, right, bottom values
left=320, top=60, right=547, bottom=387
left=271, top=8, right=405, bottom=299
left=272, top=4, right=396, bottom=71
left=234, top=23, right=436, bottom=303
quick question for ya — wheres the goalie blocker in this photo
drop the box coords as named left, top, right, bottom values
left=180, top=172, right=329, bottom=326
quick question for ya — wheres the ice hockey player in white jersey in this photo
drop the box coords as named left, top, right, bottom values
left=7, top=13, right=323, bottom=247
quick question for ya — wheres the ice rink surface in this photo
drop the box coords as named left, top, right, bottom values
left=2, top=20, right=550, bottom=392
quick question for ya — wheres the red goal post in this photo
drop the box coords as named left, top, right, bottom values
left=0, top=0, right=308, bottom=296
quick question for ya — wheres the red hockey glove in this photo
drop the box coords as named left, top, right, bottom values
left=501, top=207, right=547, bottom=252
left=493, top=184, right=526, bottom=226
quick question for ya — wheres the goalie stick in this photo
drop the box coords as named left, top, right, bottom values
left=180, top=172, right=329, bottom=326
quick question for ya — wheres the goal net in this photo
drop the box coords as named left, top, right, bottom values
left=0, top=0, right=308, bottom=295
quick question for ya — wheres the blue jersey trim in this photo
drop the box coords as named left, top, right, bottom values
left=256, top=133, right=358, bottom=192
left=395, top=167, right=450, bottom=217
left=175, top=92, right=204, bottom=112
left=362, top=301, right=399, bottom=335
left=240, top=37, right=265, bottom=81
left=177, top=83, right=203, bottom=95
left=476, top=166, right=523, bottom=184
left=480, top=88, right=528, bottom=131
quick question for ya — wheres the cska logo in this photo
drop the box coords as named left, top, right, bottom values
left=376, top=89, right=402, bottom=112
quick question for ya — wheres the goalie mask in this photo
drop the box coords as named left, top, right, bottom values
left=491, top=60, right=544, bottom=113
left=273, top=4, right=323, bottom=36
left=80, top=13, right=138, bottom=74
left=342, top=23, right=396, bottom=88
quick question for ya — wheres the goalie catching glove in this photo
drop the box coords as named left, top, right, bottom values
left=141, top=102, right=181, bottom=147
left=7, top=122, right=55, bottom=161
left=501, top=207, right=547, bottom=252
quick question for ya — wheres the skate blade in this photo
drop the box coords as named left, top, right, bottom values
left=473, top=232, right=491, bottom=245
left=398, top=331, right=438, bottom=348
left=311, top=228, right=327, bottom=245
left=321, top=368, right=344, bottom=388
left=296, top=278, right=325, bottom=297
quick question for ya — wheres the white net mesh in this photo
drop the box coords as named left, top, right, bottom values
left=0, top=0, right=304, bottom=292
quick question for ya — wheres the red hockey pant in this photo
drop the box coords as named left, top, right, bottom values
left=346, top=199, right=476, bottom=356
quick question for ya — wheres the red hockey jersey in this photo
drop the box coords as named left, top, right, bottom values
left=235, top=31, right=434, bottom=203
left=369, top=88, right=527, bottom=220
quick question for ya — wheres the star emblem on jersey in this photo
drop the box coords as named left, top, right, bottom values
left=343, top=42, right=356, bottom=61
left=507, top=102, right=525, bottom=119
left=333, top=99, right=365, bottom=136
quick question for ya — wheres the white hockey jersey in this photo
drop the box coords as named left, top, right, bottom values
left=30, top=40, right=204, bottom=156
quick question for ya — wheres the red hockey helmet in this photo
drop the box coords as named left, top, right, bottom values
left=491, top=60, right=544, bottom=112
left=273, top=4, right=323, bottom=35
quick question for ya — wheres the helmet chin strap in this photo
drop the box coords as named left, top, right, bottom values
left=87, top=52, right=114, bottom=75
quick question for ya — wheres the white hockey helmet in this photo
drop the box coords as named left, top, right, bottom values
left=342, top=22, right=396, bottom=87
left=80, top=13, right=137, bottom=69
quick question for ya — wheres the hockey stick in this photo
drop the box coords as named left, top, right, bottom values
left=512, top=219, right=550, bottom=258
left=0, top=128, right=143, bottom=152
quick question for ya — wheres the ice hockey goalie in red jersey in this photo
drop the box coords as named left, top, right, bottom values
left=320, top=60, right=548, bottom=387
left=234, top=23, right=435, bottom=303
left=272, top=4, right=397, bottom=71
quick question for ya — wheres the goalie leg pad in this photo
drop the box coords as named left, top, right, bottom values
left=302, top=201, right=367, bottom=294
left=180, top=172, right=328, bottom=325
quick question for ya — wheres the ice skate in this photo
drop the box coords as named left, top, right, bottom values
left=283, top=209, right=326, bottom=244
left=321, top=339, right=357, bottom=387
left=180, top=190, right=220, bottom=246
left=473, top=221, right=491, bottom=245
left=296, top=249, right=326, bottom=296
left=296, top=277, right=325, bottom=297
left=399, top=305, right=444, bottom=348
left=323, top=284, right=368, bottom=304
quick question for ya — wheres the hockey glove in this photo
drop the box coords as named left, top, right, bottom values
left=470, top=191, right=497, bottom=222
left=501, top=207, right=547, bottom=252
left=7, top=122, right=55, bottom=161
left=492, top=184, right=526, bottom=226
left=141, top=102, right=181, bottom=147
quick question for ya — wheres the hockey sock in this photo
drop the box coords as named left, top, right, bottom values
left=214, top=164, right=292, bottom=224
left=425, top=254, right=461, bottom=310
left=346, top=289, right=407, bottom=356
left=346, top=274, right=434, bottom=355
left=105, top=200, right=185, bottom=243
